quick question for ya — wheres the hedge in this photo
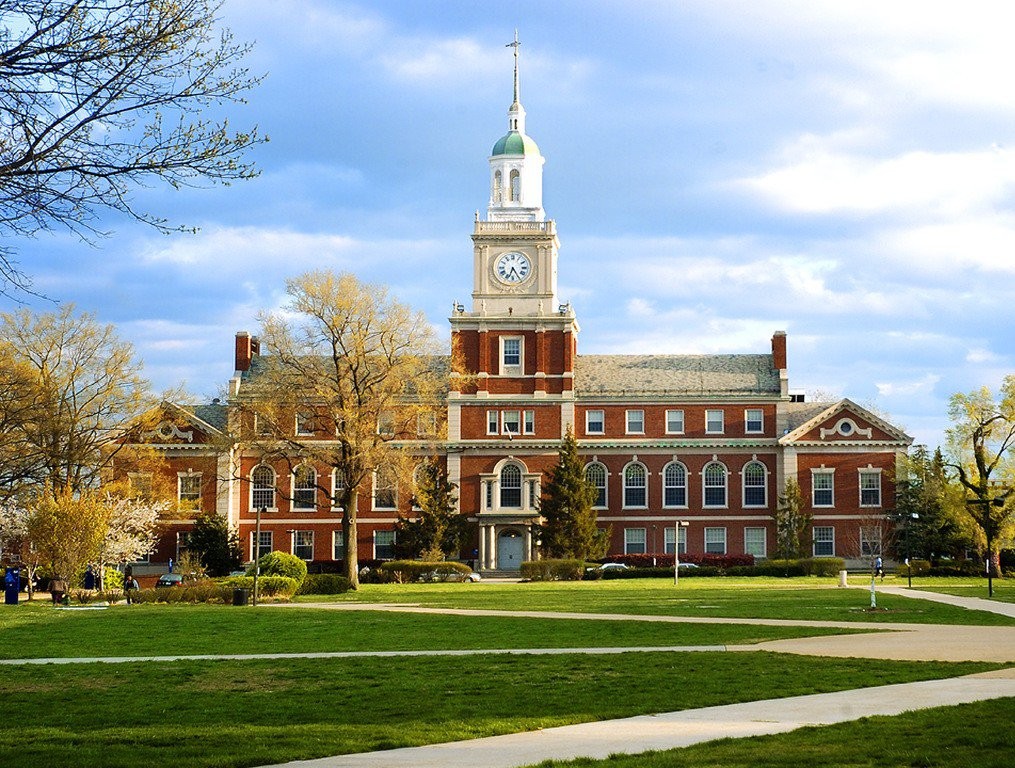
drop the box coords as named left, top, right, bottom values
left=220, top=575, right=300, bottom=598
left=296, top=573, right=352, bottom=595
left=131, top=581, right=232, bottom=604
left=599, top=565, right=722, bottom=579
left=378, top=560, right=472, bottom=583
left=247, top=551, right=308, bottom=584
left=597, top=553, right=755, bottom=569
left=520, top=559, right=583, bottom=581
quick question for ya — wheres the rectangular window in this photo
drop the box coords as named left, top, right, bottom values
left=624, top=528, right=646, bottom=555
left=373, top=470, right=397, bottom=510
left=859, top=526, right=881, bottom=557
left=254, top=412, right=273, bottom=436
left=705, top=527, right=727, bottom=554
left=485, top=480, right=493, bottom=510
left=664, top=526, right=687, bottom=555
left=706, top=410, right=725, bottom=434
left=295, top=411, right=315, bottom=436
left=586, top=409, right=605, bottom=434
left=665, top=410, right=685, bottom=434
left=860, top=470, right=882, bottom=507
left=501, top=337, right=522, bottom=373
left=502, top=410, right=521, bottom=436
left=745, top=409, right=764, bottom=433
left=626, top=410, right=644, bottom=434
left=377, top=411, right=394, bottom=436
left=178, top=474, right=201, bottom=507
left=812, top=471, right=834, bottom=507
left=813, top=526, right=835, bottom=557
left=254, top=531, right=273, bottom=561
left=374, top=530, right=396, bottom=560
left=332, top=468, right=346, bottom=509
left=332, top=530, right=344, bottom=560
left=294, top=530, right=314, bottom=561
left=523, top=410, right=535, bottom=435
left=744, top=527, right=767, bottom=558
left=487, top=410, right=499, bottom=435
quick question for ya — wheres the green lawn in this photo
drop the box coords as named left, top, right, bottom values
left=0, top=602, right=871, bottom=659
left=0, top=652, right=1000, bottom=768
left=911, top=581, right=1015, bottom=604
left=524, top=696, right=1015, bottom=768
left=320, top=578, right=1015, bottom=625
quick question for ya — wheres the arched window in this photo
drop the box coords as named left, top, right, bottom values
left=509, top=169, right=521, bottom=201
left=623, top=463, right=647, bottom=508
left=500, top=464, right=522, bottom=508
left=703, top=462, right=728, bottom=508
left=584, top=462, right=607, bottom=508
left=493, top=170, right=503, bottom=203
left=663, top=462, right=687, bottom=507
left=251, top=465, right=275, bottom=510
left=293, top=466, right=317, bottom=510
left=331, top=467, right=346, bottom=508
left=743, top=461, right=767, bottom=507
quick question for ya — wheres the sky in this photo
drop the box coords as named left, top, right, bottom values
left=7, top=0, right=1015, bottom=450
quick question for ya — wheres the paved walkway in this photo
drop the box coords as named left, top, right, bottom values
left=257, top=588, right=1015, bottom=768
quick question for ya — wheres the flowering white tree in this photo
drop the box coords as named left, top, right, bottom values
left=96, top=496, right=167, bottom=591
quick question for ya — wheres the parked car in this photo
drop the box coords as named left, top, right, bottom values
left=155, top=573, right=184, bottom=588
left=677, top=562, right=699, bottom=569
left=588, top=563, right=630, bottom=573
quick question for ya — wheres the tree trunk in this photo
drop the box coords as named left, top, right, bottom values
left=344, top=489, right=359, bottom=589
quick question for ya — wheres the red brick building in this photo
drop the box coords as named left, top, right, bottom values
left=130, top=55, right=911, bottom=575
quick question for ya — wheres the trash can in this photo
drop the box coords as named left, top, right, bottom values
left=4, top=567, right=20, bottom=605
left=838, top=570, right=848, bottom=588
left=232, top=588, right=250, bottom=606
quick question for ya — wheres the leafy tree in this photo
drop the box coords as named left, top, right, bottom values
left=0, top=304, right=152, bottom=498
left=396, top=458, right=466, bottom=561
left=0, top=0, right=264, bottom=289
left=247, top=271, right=451, bottom=588
left=24, top=490, right=107, bottom=584
left=946, top=376, right=1015, bottom=594
left=185, top=512, right=241, bottom=577
left=893, top=446, right=969, bottom=563
left=772, top=479, right=811, bottom=560
left=539, top=428, right=607, bottom=562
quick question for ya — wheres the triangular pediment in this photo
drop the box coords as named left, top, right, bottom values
left=129, top=401, right=228, bottom=446
left=780, top=399, right=912, bottom=446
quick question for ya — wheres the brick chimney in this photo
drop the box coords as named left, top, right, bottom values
left=235, top=331, right=254, bottom=372
left=771, top=331, right=787, bottom=371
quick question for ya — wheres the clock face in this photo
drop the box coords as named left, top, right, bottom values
left=495, top=251, right=531, bottom=283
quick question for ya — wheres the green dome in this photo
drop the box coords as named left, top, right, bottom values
left=492, top=131, right=540, bottom=157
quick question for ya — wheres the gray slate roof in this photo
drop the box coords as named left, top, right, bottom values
left=179, top=403, right=229, bottom=433
left=781, top=401, right=836, bottom=432
left=574, top=354, right=779, bottom=397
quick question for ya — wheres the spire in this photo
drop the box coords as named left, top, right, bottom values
left=505, top=30, right=525, bottom=134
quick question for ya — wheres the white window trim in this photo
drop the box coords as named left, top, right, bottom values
left=704, top=526, right=727, bottom=555
left=585, top=461, right=608, bottom=509
left=665, top=409, right=685, bottom=435
left=625, top=409, right=645, bottom=435
left=745, top=408, right=764, bottom=434
left=744, top=526, right=767, bottom=558
left=705, top=409, right=725, bottom=435
left=177, top=471, right=202, bottom=507
left=741, top=461, right=768, bottom=508
left=487, top=410, right=499, bottom=435
left=702, top=461, right=729, bottom=509
left=500, top=335, right=524, bottom=375
left=664, top=526, right=687, bottom=555
left=622, top=461, right=649, bottom=509
left=662, top=461, right=688, bottom=509
left=859, top=468, right=883, bottom=508
left=295, top=411, right=315, bottom=436
left=523, top=409, right=535, bottom=435
left=624, top=527, right=647, bottom=555
left=331, top=468, right=346, bottom=511
left=292, top=466, right=317, bottom=511
left=332, top=530, right=344, bottom=560
left=811, top=469, right=835, bottom=508
left=586, top=409, right=605, bottom=435
left=372, top=469, right=397, bottom=511
left=502, top=409, right=522, bottom=436
left=252, top=530, right=273, bottom=561
left=293, top=530, right=314, bottom=561
left=813, top=526, right=836, bottom=557
left=250, top=465, right=277, bottom=512
left=373, top=529, right=396, bottom=559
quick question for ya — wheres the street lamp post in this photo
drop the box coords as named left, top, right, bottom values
left=905, top=512, right=919, bottom=589
left=673, top=521, right=689, bottom=585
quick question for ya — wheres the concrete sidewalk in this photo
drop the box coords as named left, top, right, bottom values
left=266, top=668, right=1015, bottom=768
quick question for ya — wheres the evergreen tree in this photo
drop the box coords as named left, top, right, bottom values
left=894, top=446, right=968, bottom=563
left=187, top=512, right=242, bottom=577
left=772, top=479, right=811, bottom=560
left=396, top=458, right=465, bottom=561
left=539, top=428, right=607, bottom=561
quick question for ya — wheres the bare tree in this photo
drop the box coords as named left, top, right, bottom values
left=244, top=271, right=453, bottom=588
left=946, top=376, right=1015, bottom=596
left=0, top=0, right=264, bottom=289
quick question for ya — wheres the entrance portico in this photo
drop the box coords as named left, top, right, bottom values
left=477, top=518, right=538, bottom=572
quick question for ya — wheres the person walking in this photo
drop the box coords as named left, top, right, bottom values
left=124, top=574, right=139, bottom=604
left=49, top=576, right=67, bottom=605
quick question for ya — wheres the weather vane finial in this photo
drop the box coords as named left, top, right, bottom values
left=506, top=30, right=520, bottom=106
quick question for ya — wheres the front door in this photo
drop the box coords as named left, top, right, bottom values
left=497, top=529, right=524, bottom=570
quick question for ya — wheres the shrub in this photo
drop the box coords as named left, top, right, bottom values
left=248, top=551, right=308, bottom=585
left=378, top=560, right=471, bottom=583
left=597, top=553, right=755, bottom=569
left=599, top=565, right=721, bottom=579
left=131, top=581, right=231, bottom=604
left=800, top=557, right=846, bottom=577
left=220, top=575, right=300, bottom=598
left=520, top=559, right=583, bottom=581
left=296, top=573, right=352, bottom=595
left=900, top=559, right=932, bottom=576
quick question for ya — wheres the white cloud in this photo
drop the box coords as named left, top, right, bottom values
left=875, top=373, right=941, bottom=398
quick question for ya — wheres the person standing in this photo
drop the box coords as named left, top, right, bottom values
left=49, top=576, right=67, bottom=605
left=124, top=574, right=139, bottom=604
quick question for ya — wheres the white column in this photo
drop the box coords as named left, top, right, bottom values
left=487, top=526, right=497, bottom=569
left=524, top=526, right=533, bottom=562
left=478, top=524, right=487, bottom=570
